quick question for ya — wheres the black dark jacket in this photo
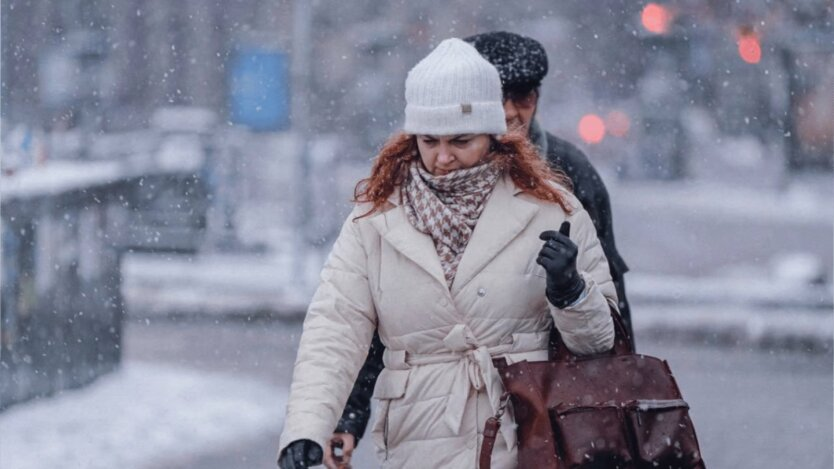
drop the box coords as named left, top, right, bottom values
left=333, top=124, right=631, bottom=440
left=533, top=123, right=631, bottom=323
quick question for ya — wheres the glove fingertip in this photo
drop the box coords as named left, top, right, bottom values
left=539, top=230, right=557, bottom=241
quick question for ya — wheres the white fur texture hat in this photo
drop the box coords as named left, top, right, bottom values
left=404, top=38, right=506, bottom=136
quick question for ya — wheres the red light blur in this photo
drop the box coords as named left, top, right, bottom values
left=641, top=3, right=673, bottom=35
left=606, top=110, right=631, bottom=137
left=738, top=31, right=761, bottom=64
left=578, top=114, right=606, bottom=144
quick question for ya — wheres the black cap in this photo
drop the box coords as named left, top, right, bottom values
left=464, top=31, right=548, bottom=92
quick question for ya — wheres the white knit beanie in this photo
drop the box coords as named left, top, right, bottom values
left=404, top=38, right=506, bottom=136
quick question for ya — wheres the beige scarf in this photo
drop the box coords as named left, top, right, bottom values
left=403, top=158, right=502, bottom=288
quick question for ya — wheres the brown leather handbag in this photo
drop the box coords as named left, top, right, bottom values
left=480, top=313, right=705, bottom=469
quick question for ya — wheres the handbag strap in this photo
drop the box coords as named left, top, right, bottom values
left=479, top=416, right=501, bottom=469
left=479, top=392, right=510, bottom=469
left=550, top=309, right=634, bottom=361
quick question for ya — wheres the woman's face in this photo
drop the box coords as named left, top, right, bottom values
left=415, top=134, right=492, bottom=176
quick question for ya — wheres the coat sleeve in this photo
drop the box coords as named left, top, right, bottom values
left=277, top=212, right=377, bottom=457
left=548, top=204, right=617, bottom=356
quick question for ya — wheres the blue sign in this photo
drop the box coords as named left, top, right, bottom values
left=229, top=47, right=290, bottom=131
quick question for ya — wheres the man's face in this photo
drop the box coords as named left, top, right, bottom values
left=503, top=88, right=539, bottom=135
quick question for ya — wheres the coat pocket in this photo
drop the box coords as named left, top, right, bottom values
left=371, top=369, right=410, bottom=460
left=624, top=399, right=702, bottom=469
left=372, top=368, right=409, bottom=400
left=549, top=403, right=633, bottom=469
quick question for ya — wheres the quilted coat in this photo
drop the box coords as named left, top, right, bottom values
left=278, top=173, right=617, bottom=468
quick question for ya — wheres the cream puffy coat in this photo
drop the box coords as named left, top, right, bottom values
left=278, top=175, right=617, bottom=468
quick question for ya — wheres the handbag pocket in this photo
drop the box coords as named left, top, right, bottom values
left=550, top=403, right=634, bottom=469
left=624, top=399, right=702, bottom=469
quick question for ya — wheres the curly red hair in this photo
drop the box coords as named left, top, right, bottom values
left=353, top=131, right=574, bottom=218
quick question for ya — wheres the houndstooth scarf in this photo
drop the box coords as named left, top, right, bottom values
left=403, top=158, right=502, bottom=288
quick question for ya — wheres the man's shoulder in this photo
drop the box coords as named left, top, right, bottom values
left=545, top=132, right=591, bottom=167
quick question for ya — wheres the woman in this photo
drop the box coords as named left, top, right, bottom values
left=278, top=38, right=617, bottom=469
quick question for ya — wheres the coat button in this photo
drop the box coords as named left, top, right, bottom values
left=477, top=288, right=486, bottom=297
left=440, top=298, right=448, bottom=307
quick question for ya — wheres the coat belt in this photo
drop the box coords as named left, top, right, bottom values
left=382, top=324, right=549, bottom=451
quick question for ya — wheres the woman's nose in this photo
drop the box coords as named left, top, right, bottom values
left=437, top=145, right=454, bottom=164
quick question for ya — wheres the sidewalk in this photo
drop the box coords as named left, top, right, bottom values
left=0, top=362, right=286, bottom=469
left=2, top=317, right=829, bottom=469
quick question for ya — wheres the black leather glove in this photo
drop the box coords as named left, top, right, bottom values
left=278, top=439, right=323, bottom=469
left=537, top=221, right=586, bottom=308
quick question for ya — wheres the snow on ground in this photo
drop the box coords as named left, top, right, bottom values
left=608, top=178, right=833, bottom=225
left=634, top=302, right=833, bottom=349
left=0, top=362, right=286, bottom=469
left=0, top=159, right=125, bottom=199
left=1, top=144, right=204, bottom=200
left=121, top=250, right=322, bottom=318
left=628, top=272, right=832, bottom=309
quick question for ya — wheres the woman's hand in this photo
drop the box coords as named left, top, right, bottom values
left=537, top=221, right=586, bottom=308
left=324, top=433, right=356, bottom=469
left=278, top=439, right=323, bottom=469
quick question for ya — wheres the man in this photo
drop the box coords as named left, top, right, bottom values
left=318, top=31, right=632, bottom=468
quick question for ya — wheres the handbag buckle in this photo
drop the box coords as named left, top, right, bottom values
left=493, top=392, right=511, bottom=420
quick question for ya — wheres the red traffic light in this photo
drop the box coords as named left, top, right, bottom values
left=737, top=27, right=762, bottom=64
left=641, top=3, right=673, bottom=35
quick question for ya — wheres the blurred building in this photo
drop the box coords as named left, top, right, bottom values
left=4, top=0, right=831, bottom=171
left=2, top=0, right=289, bottom=132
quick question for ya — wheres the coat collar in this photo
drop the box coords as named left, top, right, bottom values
left=451, top=174, right=539, bottom=294
left=369, top=190, right=448, bottom=286
left=369, top=174, right=539, bottom=293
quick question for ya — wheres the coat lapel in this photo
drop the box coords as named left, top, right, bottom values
left=368, top=192, right=448, bottom=287
left=452, top=176, right=540, bottom=294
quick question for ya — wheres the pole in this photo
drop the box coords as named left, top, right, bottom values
left=291, top=0, right=313, bottom=285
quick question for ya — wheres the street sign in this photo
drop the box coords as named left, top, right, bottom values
left=228, top=47, right=290, bottom=132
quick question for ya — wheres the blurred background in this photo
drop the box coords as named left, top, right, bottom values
left=1, top=1, right=832, bottom=468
